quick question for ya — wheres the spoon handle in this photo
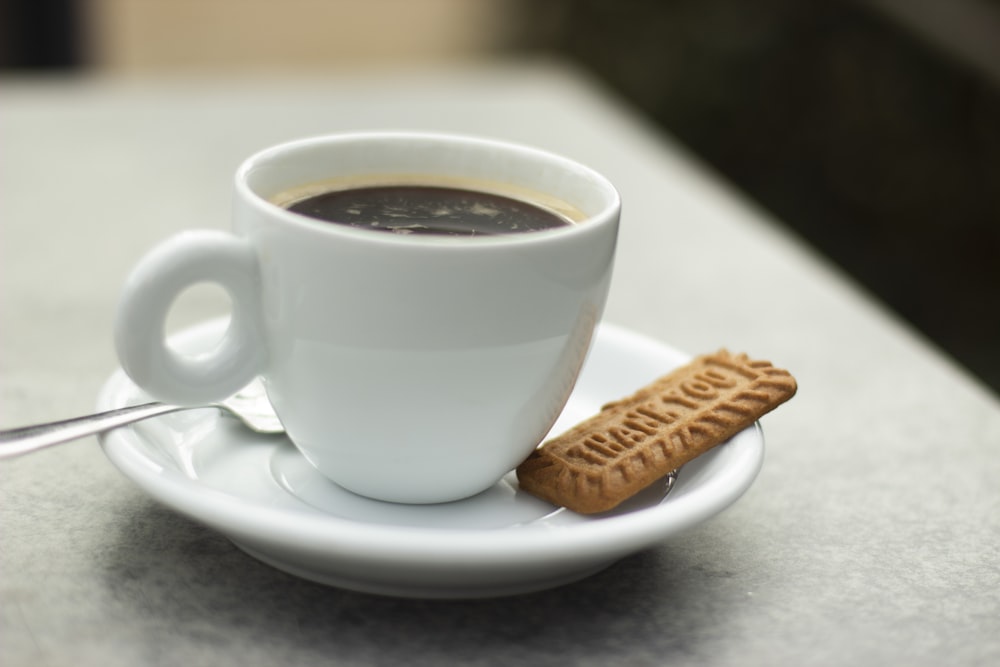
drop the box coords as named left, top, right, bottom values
left=0, top=402, right=190, bottom=459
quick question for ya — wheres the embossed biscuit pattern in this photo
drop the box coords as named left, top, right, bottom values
left=516, top=350, right=797, bottom=514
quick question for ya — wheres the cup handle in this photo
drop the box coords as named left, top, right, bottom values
left=114, top=230, right=267, bottom=405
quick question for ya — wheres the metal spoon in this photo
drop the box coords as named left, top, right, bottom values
left=0, top=379, right=283, bottom=459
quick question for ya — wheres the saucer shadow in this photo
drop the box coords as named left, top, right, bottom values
left=101, top=497, right=743, bottom=664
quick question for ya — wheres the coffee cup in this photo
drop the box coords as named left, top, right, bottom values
left=114, top=131, right=620, bottom=503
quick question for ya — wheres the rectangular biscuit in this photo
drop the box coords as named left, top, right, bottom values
left=516, top=350, right=797, bottom=514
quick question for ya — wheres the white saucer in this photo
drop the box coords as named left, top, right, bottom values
left=97, top=319, right=764, bottom=599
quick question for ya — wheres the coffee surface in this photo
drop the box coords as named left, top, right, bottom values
left=285, top=185, right=572, bottom=236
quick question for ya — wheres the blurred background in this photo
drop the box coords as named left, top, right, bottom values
left=2, top=0, right=998, bottom=393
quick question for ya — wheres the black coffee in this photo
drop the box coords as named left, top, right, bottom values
left=285, top=185, right=572, bottom=236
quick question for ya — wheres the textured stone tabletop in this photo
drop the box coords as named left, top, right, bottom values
left=2, top=61, right=998, bottom=666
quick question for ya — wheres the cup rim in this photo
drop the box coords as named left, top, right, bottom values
left=234, top=130, right=621, bottom=247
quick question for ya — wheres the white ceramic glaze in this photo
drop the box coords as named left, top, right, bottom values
left=114, top=132, right=620, bottom=503
left=98, top=319, right=765, bottom=599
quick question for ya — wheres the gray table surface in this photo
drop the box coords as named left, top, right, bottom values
left=2, top=60, right=998, bottom=667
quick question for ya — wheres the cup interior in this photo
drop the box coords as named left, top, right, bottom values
left=238, top=132, right=619, bottom=226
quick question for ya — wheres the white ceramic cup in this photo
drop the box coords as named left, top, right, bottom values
left=114, top=131, right=620, bottom=503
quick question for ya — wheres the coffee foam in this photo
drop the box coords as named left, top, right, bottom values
left=267, top=173, right=588, bottom=224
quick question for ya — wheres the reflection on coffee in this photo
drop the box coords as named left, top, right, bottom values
left=284, top=185, right=574, bottom=236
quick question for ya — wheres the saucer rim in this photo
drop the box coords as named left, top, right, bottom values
left=98, top=320, right=764, bottom=571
